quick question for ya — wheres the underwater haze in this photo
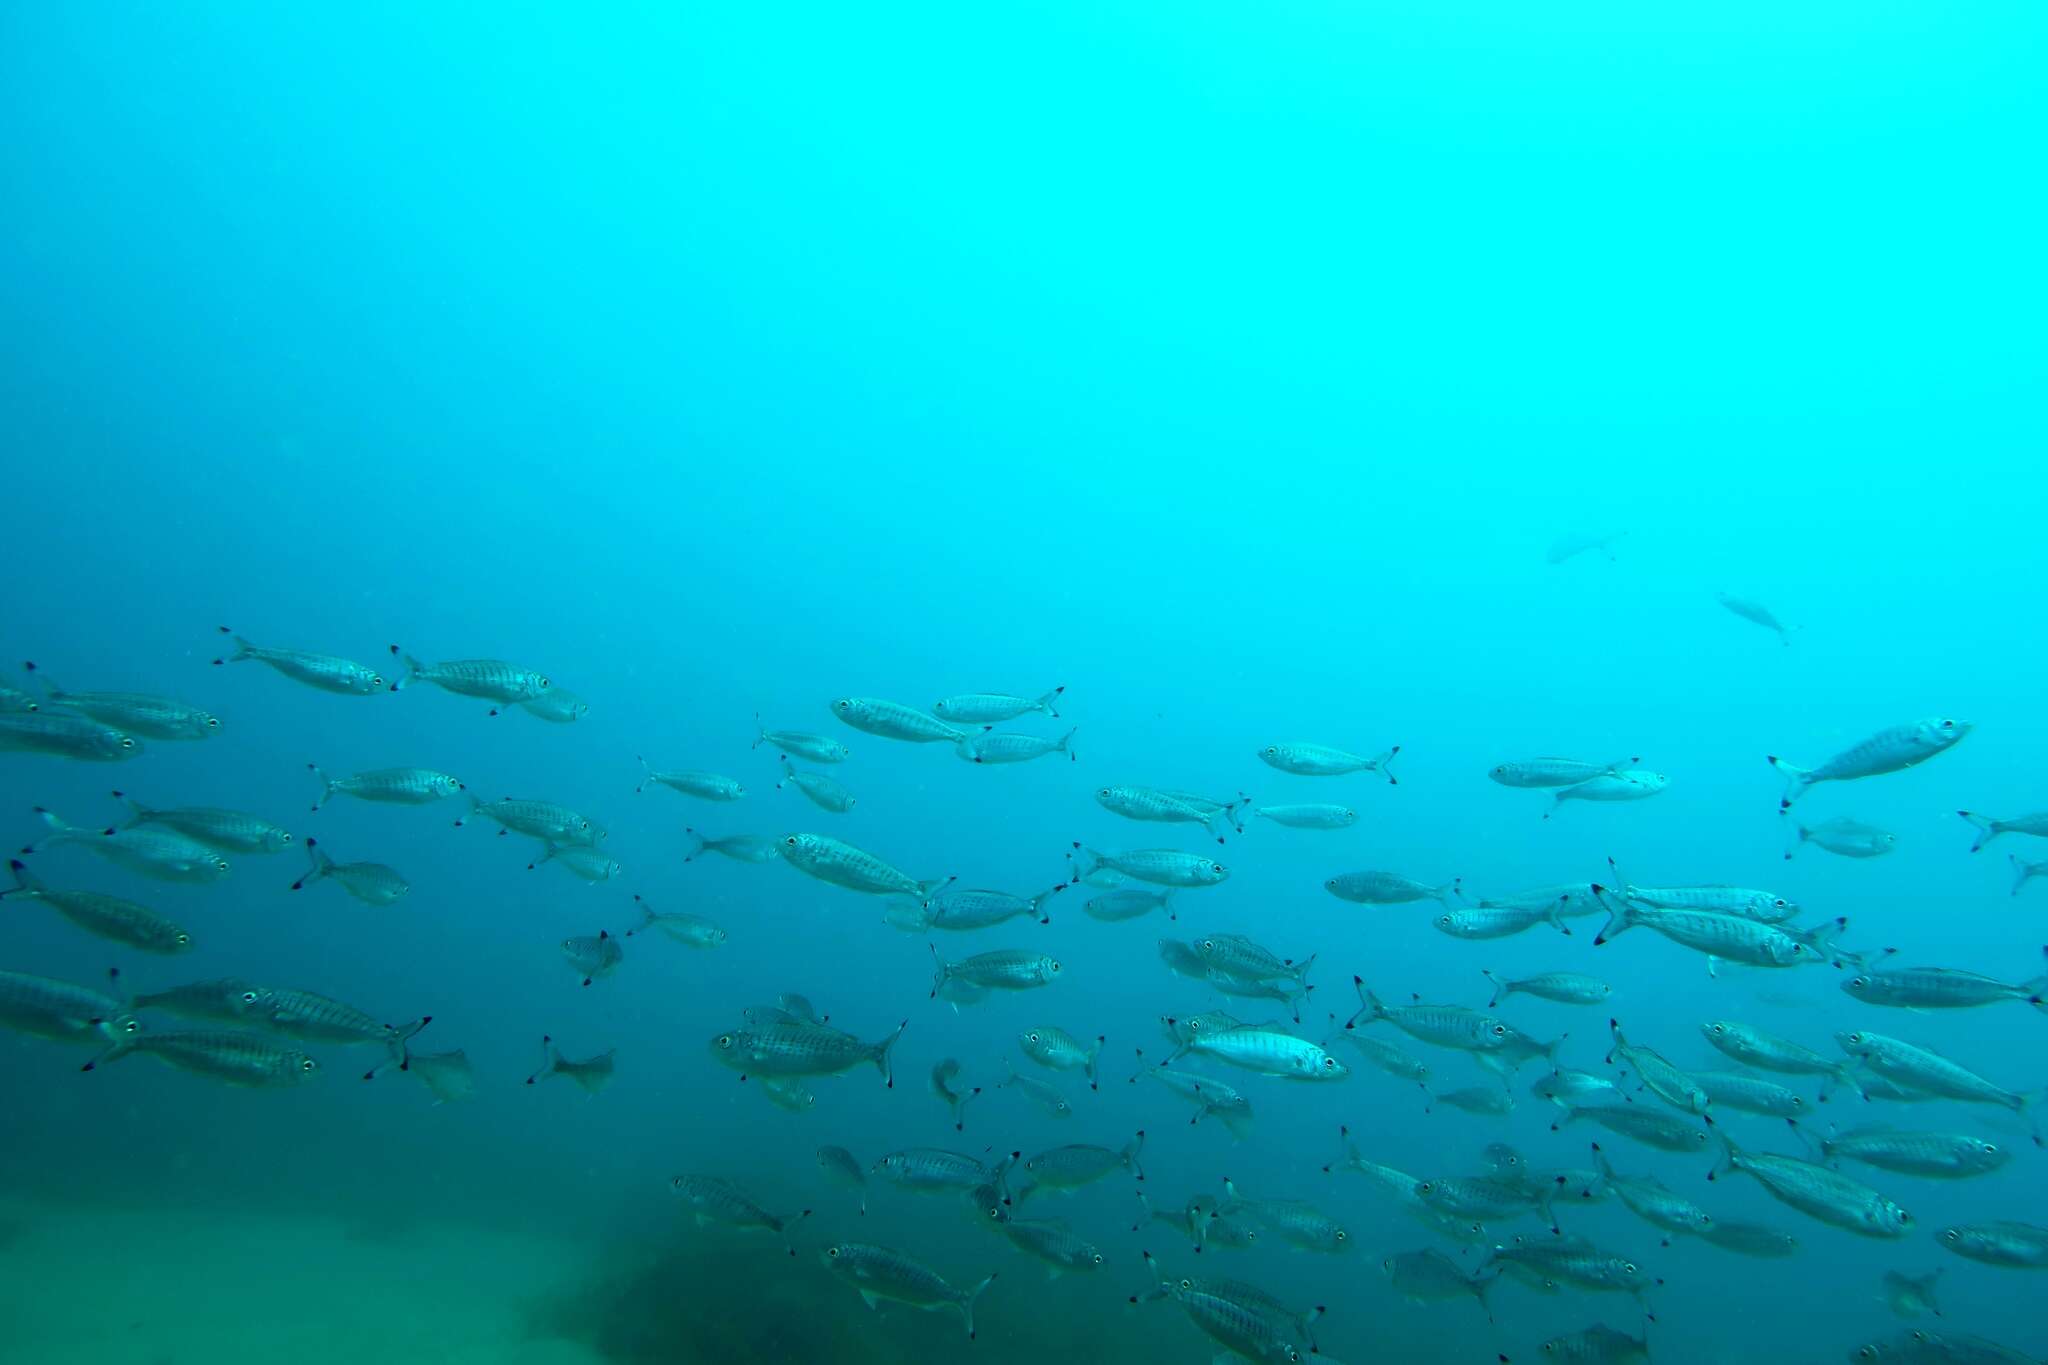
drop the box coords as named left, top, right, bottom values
left=3, top=3, right=2045, bottom=1363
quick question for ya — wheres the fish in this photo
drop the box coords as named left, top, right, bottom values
left=461, top=796, right=604, bottom=846
left=1430, top=1084, right=1514, bottom=1116
left=1171, top=1022, right=1349, bottom=1082
left=1192, top=933, right=1315, bottom=989
left=1852, top=1330, right=2040, bottom=1364
left=1488, top=757, right=1637, bottom=789
left=930, top=1058, right=979, bottom=1131
left=1083, top=887, right=1176, bottom=922
left=1248, top=803, right=1357, bottom=830
left=2015, top=856, right=2048, bottom=897
left=291, top=838, right=408, bottom=905
left=1709, top=1130, right=1912, bottom=1237
left=829, top=697, right=968, bottom=744
left=871, top=1147, right=1010, bottom=1195
left=1094, top=785, right=1242, bottom=839
left=1138, top=1064, right=1254, bottom=1135
left=1768, top=718, right=1971, bottom=810
left=1535, top=1323, right=1652, bottom=1363
left=0, top=682, right=39, bottom=712
left=1531, top=1068, right=1623, bottom=1109
left=1841, top=952, right=2048, bottom=1014
left=0, top=711, right=140, bottom=761
left=131, top=978, right=269, bottom=1024
left=816, top=1145, right=868, bottom=1215
left=918, top=883, right=1064, bottom=930
left=994, top=1215, right=1105, bottom=1276
left=1937, top=1221, right=2048, bottom=1268
left=1589, top=1141, right=1714, bottom=1243
left=1603, top=858, right=1798, bottom=922
left=1415, top=1172, right=1557, bottom=1227
left=1958, top=810, right=2048, bottom=853
left=531, top=843, right=624, bottom=882
left=307, top=764, right=463, bottom=810
left=955, top=727, right=1077, bottom=764
left=1693, top=1070, right=1807, bottom=1118
left=1325, top=870, right=1461, bottom=906
left=388, top=648, right=552, bottom=708
left=1434, top=902, right=1570, bottom=940
left=212, top=628, right=385, bottom=695
left=1256, top=741, right=1399, bottom=781
left=1382, top=1249, right=1495, bottom=1318
left=1552, top=1103, right=1710, bottom=1154
left=1546, top=769, right=1668, bottom=815
left=113, top=794, right=293, bottom=854
left=781, top=833, right=945, bottom=897
left=932, top=688, right=1065, bottom=723
left=1595, top=900, right=1850, bottom=971
left=87, top=1029, right=320, bottom=1087
left=405, top=1049, right=476, bottom=1104
left=561, top=931, right=623, bottom=985
left=1478, top=883, right=1613, bottom=920
left=1835, top=1031, right=2038, bottom=1125
left=636, top=761, right=744, bottom=801
left=681, top=829, right=782, bottom=864
left=1069, top=844, right=1228, bottom=888
left=0, top=968, right=140, bottom=1050
left=757, top=1076, right=816, bottom=1111
left=24, top=809, right=231, bottom=883
left=1789, top=818, right=1897, bottom=859
left=249, top=989, right=428, bottom=1078
left=668, top=1175, right=809, bottom=1255
left=625, top=895, right=726, bottom=948
left=1333, top=1032, right=1430, bottom=1086
left=1718, top=592, right=1794, bottom=644
left=1014, top=1132, right=1145, bottom=1200
left=1606, top=1019, right=1710, bottom=1114
left=1137, top=1191, right=1261, bottom=1254
left=1157, top=938, right=1217, bottom=983
left=1345, top=979, right=1523, bottom=1057
left=753, top=718, right=849, bottom=763
left=1483, top=1236, right=1655, bottom=1304
left=1819, top=1127, right=2011, bottom=1179
left=1017, top=1025, right=1102, bottom=1089
left=1218, top=1178, right=1349, bottom=1252
left=1701, top=1020, right=1853, bottom=1092
left=2, top=860, right=192, bottom=953
left=21, top=663, right=219, bottom=739
left=1131, top=1254, right=1323, bottom=1362
left=1482, top=970, right=1610, bottom=1007
left=1698, top=1219, right=1801, bottom=1258
left=525, top=1035, right=615, bottom=1093
left=709, top=1017, right=906, bottom=1087
left=820, top=1243, right=996, bottom=1339
left=1000, top=1063, right=1073, bottom=1118
left=516, top=687, right=587, bottom=723
left=1880, top=1269, right=1946, bottom=1320
left=931, top=947, right=1062, bottom=1003
left=778, top=756, right=855, bottom=811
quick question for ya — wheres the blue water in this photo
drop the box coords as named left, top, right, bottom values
left=3, top=5, right=2045, bottom=1363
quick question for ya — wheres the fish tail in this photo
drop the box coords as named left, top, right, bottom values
left=1067, top=842, right=1104, bottom=881
left=1027, top=882, right=1063, bottom=924
left=387, top=647, right=426, bottom=690
left=1035, top=686, right=1065, bottom=718
left=681, top=827, right=706, bottom=863
left=2024, top=947, right=2048, bottom=1012
left=290, top=837, right=334, bottom=891
left=1766, top=755, right=1812, bottom=812
left=1123, top=1128, right=1146, bottom=1180
left=1344, top=976, right=1383, bottom=1029
left=524, top=1035, right=561, bottom=1086
left=1958, top=810, right=2000, bottom=853
left=2012, top=856, right=2045, bottom=897
left=1591, top=892, right=1636, bottom=946
left=1292, top=950, right=1318, bottom=988
left=750, top=713, right=768, bottom=749
left=1374, top=744, right=1401, bottom=785
left=1086, top=1034, right=1104, bottom=1091
left=307, top=762, right=334, bottom=811
left=872, top=1018, right=908, bottom=1089
left=80, top=1032, right=139, bottom=1072
left=1783, top=825, right=1809, bottom=861
left=2, top=857, right=41, bottom=898
left=23, top=807, right=84, bottom=853
left=915, top=875, right=953, bottom=898
left=1481, top=969, right=1507, bottom=1009
left=627, top=894, right=659, bottom=936
left=213, top=628, right=258, bottom=665
left=776, top=755, right=797, bottom=789
left=958, top=1271, right=997, bottom=1340
left=1222, top=794, right=1251, bottom=835
left=1055, top=726, right=1078, bottom=761
left=1708, top=1127, right=1739, bottom=1181
left=367, top=1016, right=432, bottom=1080
left=1433, top=876, right=1464, bottom=906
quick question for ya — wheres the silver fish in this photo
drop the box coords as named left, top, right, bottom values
left=560, top=931, right=622, bottom=985
left=1959, top=809, right=2048, bottom=853
left=25, top=809, right=230, bottom=883
left=1192, top=933, right=1313, bottom=987
left=115, top=795, right=292, bottom=854
left=637, top=760, right=743, bottom=801
left=517, top=687, right=587, bottom=723
left=22, top=663, right=219, bottom=739
left=1219, top=1178, right=1348, bottom=1252
left=1852, top=1331, right=2039, bottom=1365
left=2014, top=856, right=2048, bottom=897
left=931, top=947, right=1061, bottom=1003
left=1431, top=1084, right=1514, bottom=1116
left=1701, top=1020, right=1852, bottom=1090
left=1083, top=887, right=1176, bottom=922
left=1434, top=902, right=1569, bottom=940
left=0, top=682, right=39, bottom=713
left=778, top=756, right=855, bottom=811
left=753, top=718, right=849, bottom=763
left=1596, top=901, right=1850, bottom=970
left=1325, top=870, right=1461, bottom=905
left=872, top=1147, right=1008, bottom=1194
left=308, top=764, right=462, bottom=810
left=1015, top=1132, right=1144, bottom=1199
left=462, top=796, right=603, bottom=846
left=1842, top=952, right=2047, bottom=1014
left=668, top=1174, right=808, bottom=1254
left=1000, top=1063, right=1073, bottom=1117
left=829, top=697, right=967, bottom=744
left=955, top=727, right=1077, bottom=764
left=406, top=1048, right=475, bottom=1104
left=1489, top=757, right=1636, bottom=789
left=1547, top=769, right=1667, bottom=814
left=1699, top=1219, right=1800, bottom=1258
left=0, top=967, right=139, bottom=1048
left=251, top=988, right=427, bottom=1077
left=626, top=895, right=726, bottom=948
left=919, top=883, right=1063, bottom=930
left=1836, top=1031, right=2037, bottom=1120
left=1139, top=1065, right=1252, bottom=1135
left=525, top=1035, right=615, bottom=1093
left=1382, top=1249, right=1495, bottom=1319
left=1606, top=1019, right=1710, bottom=1114
left=932, top=688, right=1065, bottom=723
left=131, top=978, right=267, bottom=1024
left=820, top=1242, right=996, bottom=1339
left=1069, top=844, right=1228, bottom=888
left=1770, top=718, right=1971, bottom=811
left=758, top=1076, right=816, bottom=1111
left=1604, top=858, right=1797, bottom=921
left=1017, top=1025, right=1101, bottom=1088
left=1346, top=980, right=1521, bottom=1056
left=531, top=843, right=623, bottom=882
left=1531, top=1068, right=1622, bottom=1109
left=1094, top=785, right=1241, bottom=838
left=781, top=833, right=944, bottom=897
left=709, top=1017, right=905, bottom=1086
left=1483, top=1236, right=1653, bottom=1302
left=1133, top=1254, right=1323, bottom=1363
left=1791, top=818, right=1897, bottom=859
left=212, top=628, right=384, bottom=695
left=1334, top=1032, right=1430, bottom=1086
left=1822, top=1127, right=2011, bottom=1179
left=3, top=860, right=192, bottom=953
left=1718, top=592, right=1794, bottom=644
left=1482, top=970, right=1609, bottom=1007
left=1537, top=1323, right=1651, bottom=1363
left=682, top=829, right=782, bottom=864
left=1711, top=1131, right=1912, bottom=1237
left=1553, top=1103, right=1710, bottom=1154
left=1937, top=1221, right=2048, bottom=1269
left=994, top=1214, right=1104, bottom=1275
left=1479, top=883, right=1612, bottom=919
left=390, top=648, right=551, bottom=707
left=89, top=1028, right=320, bottom=1086
left=816, top=1145, right=868, bottom=1215
left=1589, top=1142, right=1713, bottom=1242
left=291, top=838, right=408, bottom=905
left=1250, top=803, right=1356, bottom=830
left=1174, top=1023, right=1348, bottom=1082
left=1257, top=741, right=1399, bottom=781
left=0, top=711, right=139, bottom=761
left=1694, top=1070, right=1806, bottom=1118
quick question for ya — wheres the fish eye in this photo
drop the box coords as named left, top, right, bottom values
left=1179, top=1278, right=1193, bottom=1290
left=1200, top=939, right=1214, bottom=950
left=1773, top=898, right=1788, bottom=909
left=1097, top=788, right=1110, bottom=798
left=835, top=700, right=850, bottom=710
left=538, top=677, right=551, bottom=688
left=300, top=1058, right=316, bottom=1072
left=1711, top=1023, right=1725, bottom=1035
left=1321, top=1057, right=1335, bottom=1069
left=123, top=1018, right=140, bottom=1033
left=1623, top=1261, right=1636, bottom=1273
left=1049, top=960, right=1062, bottom=972
left=216, top=860, right=230, bottom=872
left=175, top=932, right=190, bottom=945
left=1850, top=977, right=1867, bottom=988
left=1941, top=720, right=1954, bottom=729
left=827, top=1246, right=841, bottom=1257
left=370, top=675, right=384, bottom=688
left=1491, top=1024, right=1507, bottom=1037
left=1436, top=915, right=1452, bottom=928
left=1417, top=1182, right=1433, bottom=1193
left=281, top=833, right=293, bottom=844
left=1899, top=1212, right=1913, bottom=1224
left=1335, top=1229, right=1347, bottom=1241
left=206, top=717, right=220, bottom=728
left=120, top=737, right=134, bottom=748
left=1858, top=1351, right=1878, bottom=1361
left=1026, top=1032, right=1039, bottom=1043
left=1091, top=1253, right=1103, bottom=1264
left=715, top=1034, right=734, bottom=1049
left=1790, top=1097, right=1804, bottom=1108
left=1848, top=1033, right=1864, bottom=1045
left=241, top=991, right=260, bottom=1004
left=1982, top=1143, right=1999, bottom=1154
left=1263, top=747, right=1276, bottom=756
left=784, top=836, right=798, bottom=847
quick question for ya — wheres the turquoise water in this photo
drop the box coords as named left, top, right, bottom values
left=3, top=5, right=2045, bottom=1363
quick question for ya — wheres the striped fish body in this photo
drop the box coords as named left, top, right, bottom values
left=711, top=1020, right=900, bottom=1081
left=757, top=727, right=848, bottom=762
left=822, top=1243, right=991, bottom=1336
left=1842, top=963, right=2046, bottom=1012
left=397, top=653, right=550, bottom=702
left=133, top=979, right=269, bottom=1023
left=1770, top=718, right=1968, bottom=808
left=561, top=933, right=623, bottom=982
left=1194, top=933, right=1306, bottom=982
left=683, top=830, right=781, bottom=864
left=313, top=766, right=463, bottom=807
left=1597, top=903, right=1829, bottom=967
left=645, top=768, right=745, bottom=801
left=0, top=683, right=40, bottom=713
left=932, top=689, right=1063, bottom=724
left=1823, top=1128, right=2009, bottom=1178
left=1435, top=903, right=1564, bottom=940
left=121, top=802, right=292, bottom=854
left=935, top=949, right=1060, bottom=994
left=1326, top=870, right=1456, bottom=904
left=1622, top=883, right=1797, bottom=922
left=782, top=833, right=937, bottom=896
left=407, top=1049, right=476, bottom=1102
left=1253, top=803, right=1356, bottom=829
left=105, top=1029, right=319, bottom=1086
left=1560, top=1104, right=1710, bottom=1153
left=0, top=970, right=137, bottom=1043
left=1352, top=988, right=1511, bottom=1053
left=35, top=684, right=217, bottom=739
left=1694, top=1071, right=1806, bottom=1117
left=1192, top=1026, right=1347, bottom=1081
left=829, top=698, right=966, bottom=743
left=1151, top=1275, right=1317, bottom=1363
left=1720, top=1143, right=1911, bottom=1237
left=1836, top=1032, right=2029, bottom=1111
left=1258, top=741, right=1395, bottom=777
left=1001, top=1217, right=1102, bottom=1271
left=1489, top=757, right=1624, bottom=788
left=0, top=712, right=139, bottom=760
left=30, top=813, right=230, bottom=882
left=1072, top=845, right=1228, bottom=888
left=923, top=886, right=1056, bottom=929
left=518, top=688, right=587, bottom=723
left=956, top=729, right=1075, bottom=764
left=1094, top=785, right=1224, bottom=828
left=215, top=634, right=383, bottom=694
left=669, top=1175, right=789, bottom=1233
left=872, top=1148, right=995, bottom=1191
left=1082, top=887, right=1172, bottom=922
left=1699, top=1021, right=1844, bottom=1079
left=1940, top=1222, right=2048, bottom=1267
left=1608, top=1024, right=1710, bottom=1114
left=780, top=761, right=855, bottom=812
left=256, top=989, right=397, bottom=1044
left=468, top=797, right=601, bottom=845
